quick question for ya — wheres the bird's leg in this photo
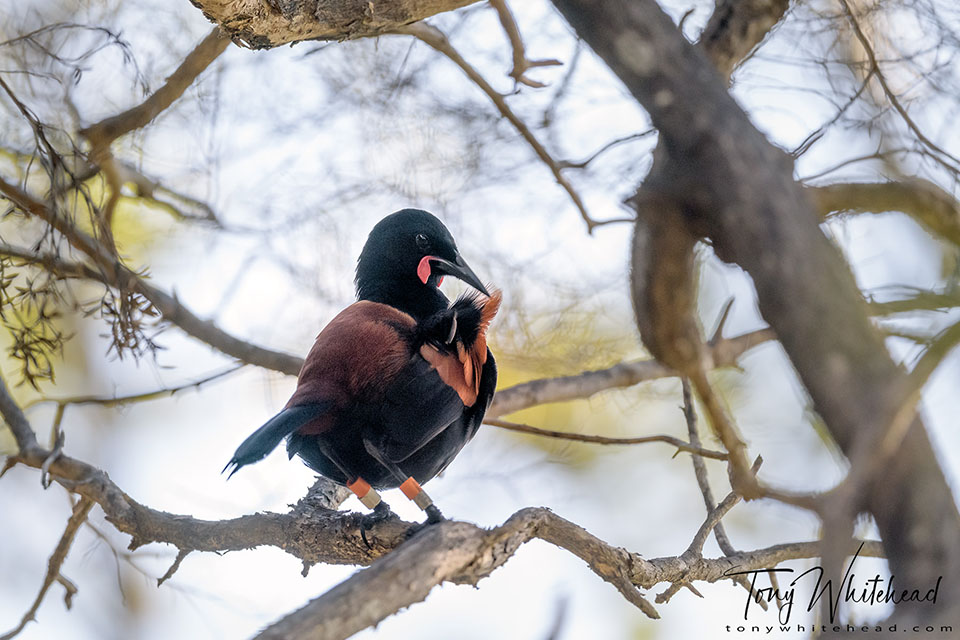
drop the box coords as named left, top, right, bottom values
left=399, top=477, right=444, bottom=523
left=343, top=476, right=394, bottom=548
left=313, top=437, right=396, bottom=543
left=313, top=437, right=385, bottom=511
left=362, top=437, right=444, bottom=524
left=345, top=476, right=382, bottom=510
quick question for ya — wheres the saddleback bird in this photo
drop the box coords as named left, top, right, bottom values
left=223, top=209, right=500, bottom=525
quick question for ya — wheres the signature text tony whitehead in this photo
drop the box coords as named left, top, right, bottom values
left=724, top=543, right=943, bottom=624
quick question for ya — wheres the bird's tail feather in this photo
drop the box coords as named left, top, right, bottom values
left=222, top=403, right=328, bottom=479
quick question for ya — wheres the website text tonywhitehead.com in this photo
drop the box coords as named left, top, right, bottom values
left=724, top=624, right=953, bottom=635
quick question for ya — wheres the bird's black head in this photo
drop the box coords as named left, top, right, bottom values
left=355, top=209, right=489, bottom=320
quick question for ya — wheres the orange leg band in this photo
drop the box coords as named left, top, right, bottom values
left=399, top=476, right=421, bottom=499
left=400, top=476, right=434, bottom=510
left=347, top=477, right=381, bottom=509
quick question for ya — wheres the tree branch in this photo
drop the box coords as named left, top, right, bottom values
left=0, top=496, right=94, bottom=640
left=488, top=0, right=561, bottom=88
left=80, top=28, right=229, bottom=152
left=699, top=0, right=792, bottom=81
left=488, top=328, right=774, bottom=417
left=809, top=180, right=960, bottom=247
left=1, top=367, right=886, bottom=637
left=22, top=366, right=244, bottom=411
left=483, top=417, right=729, bottom=460
left=188, top=0, right=481, bottom=49
left=550, top=0, right=960, bottom=622
left=0, top=184, right=303, bottom=375
left=1, top=233, right=773, bottom=405
left=837, top=0, right=960, bottom=176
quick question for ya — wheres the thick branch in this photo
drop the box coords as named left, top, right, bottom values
left=699, top=0, right=791, bottom=81
left=257, top=504, right=886, bottom=640
left=189, top=0, right=480, bottom=49
left=809, top=180, right=960, bottom=247
left=550, top=0, right=960, bottom=622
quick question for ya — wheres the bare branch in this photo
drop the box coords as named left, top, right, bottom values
left=489, top=328, right=775, bottom=417
left=189, top=0, right=482, bottom=49
left=0, top=496, right=94, bottom=640
left=0, top=368, right=887, bottom=637
left=483, top=417, right=729, bottom=460
left=809, top=180, right=960, bottom=247
left=559, top=129, right=656, bottom=169
left=113, top=160, right=224, bottom=227
left=550, top=0, right=960, bottom=612
left=157, top=548, right=191, bottom=587
left=22, top=365, right=245, bottom=411
left=0, top=184, right=303, bottom=375
left=488, top=0, right=561, bottom=88
left=682, top=379, right=734, bottom=552
left=0, top=366, right=39, bottom=455
left=838, top=0, right=960, bottom=175
left=868, top=289, right=960, bottom=315
left=699, top=0, right=792, bottom=81
left=79, top=28, right=229, bottom=152
left=686, top=457, right=762, bottom=558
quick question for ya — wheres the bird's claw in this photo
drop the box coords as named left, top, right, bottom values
left=359, top=501, right=395, bottom=548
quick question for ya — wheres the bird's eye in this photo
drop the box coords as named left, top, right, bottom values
left=415, top=233, right=429, bottom=250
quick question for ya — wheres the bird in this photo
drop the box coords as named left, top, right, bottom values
left=223, top=209, right=500, bottom=525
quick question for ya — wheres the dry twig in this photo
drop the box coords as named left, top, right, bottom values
left=0, top=497, right=94, bottom=640
left=484, top=417, right=729, bottom=459
left=488, top=0, right=561, bottom=88
left=395, top=22, right=603, bottom=232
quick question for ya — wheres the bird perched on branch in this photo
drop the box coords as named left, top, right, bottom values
left=224, top=209, right=500, bottom=525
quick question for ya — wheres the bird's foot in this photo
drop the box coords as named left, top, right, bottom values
left=360, top=501, right=395, bottom=548
left=425, top=504, right=444, bottom=524
left=404, top=504, right=445, bottom=539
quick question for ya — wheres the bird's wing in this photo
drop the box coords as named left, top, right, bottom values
left=285, top=301, right=418, bottom=411
left=375, top=294, right=500, bottom=463
left=223, top=403, right=330, bottom=478
left=376, top=353, right=466, bottom=462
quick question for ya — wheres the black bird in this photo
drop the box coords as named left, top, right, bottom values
left=223, top=209, right=500, bottom=524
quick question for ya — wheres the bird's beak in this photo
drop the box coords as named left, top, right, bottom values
left=430, top=253, right=490, bottom=296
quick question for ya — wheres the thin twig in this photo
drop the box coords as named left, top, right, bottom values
left=395, top=22, right=605, bottom=232
left=488, top=0, right=561, bottom=88
left=560, top=129, right=656, bottom=169
left=838, top=0, right=960, bottom=175
left=483, top=417, right=728, bottom=460
left=157, top=549, right=191, bottom=587
left=0, top=497, right=94, bottom=640
left=489, top=328, right=775, bottom=417
left=22, top=365, right=245, bottom=411
left=79, top=28, right=229, bottom=151
left=687, top=367, right=759, bottom=499
left=681, top=379, right=735, bottom=551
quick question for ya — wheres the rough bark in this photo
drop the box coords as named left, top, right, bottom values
left=189, top=0, right=481, bottom=48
